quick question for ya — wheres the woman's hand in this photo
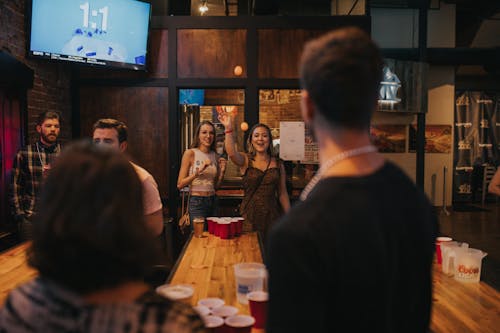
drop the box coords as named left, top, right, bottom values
left=219, top=158, right=227, bottom=173
left=218, top=112, right=233, bottom=131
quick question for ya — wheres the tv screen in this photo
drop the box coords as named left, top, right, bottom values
left=28, top=0, right=151, bottom=70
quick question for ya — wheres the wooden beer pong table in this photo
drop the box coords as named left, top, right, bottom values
left=167, top=232, right=264, bottom=316
left=1, top=240, right=499, bottom=332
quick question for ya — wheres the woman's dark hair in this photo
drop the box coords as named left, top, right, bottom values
left=246, top=123, right=275, bottom=158
left=190, top=120, right=216, bottom=152
left=28, top=141, right=160, bottom=294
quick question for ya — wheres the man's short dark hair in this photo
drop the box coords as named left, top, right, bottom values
left=36, top=111, right=60, bottom=126
left=93, top=118, right=128, bottom=143
left=28, top=141, right=160, bottom=294
left=299, top=27, right=383, bottom=130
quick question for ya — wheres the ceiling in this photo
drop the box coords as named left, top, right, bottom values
left=154, top=0, right=500, bottom=48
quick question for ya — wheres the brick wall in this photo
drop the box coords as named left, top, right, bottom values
left=0, top=0, right=72, bottom=143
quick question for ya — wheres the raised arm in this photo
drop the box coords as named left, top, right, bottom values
left=218, top=112, right=246, bottom=167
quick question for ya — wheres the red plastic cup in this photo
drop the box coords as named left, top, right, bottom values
left=235, top=217, right=244, bottom=236
left=207, top=217, right=216, bottom=235
left=229, top=219, right=238, bottom=238
left=213, top=218, right=221, bottom=237
left=225, top=315, right=255, bottom=333
left=218, top=221, right=231, bottom=239
left=204, top=315, right=225, bottom=333
left=247, top=291, right=268, bottom=329
left=436, top=237, right=452, bottom=264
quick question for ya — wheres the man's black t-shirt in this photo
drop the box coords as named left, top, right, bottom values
left=267, top=162, right=437, bottom=333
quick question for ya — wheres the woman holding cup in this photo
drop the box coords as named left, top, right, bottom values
left=177, top=121, right=227, bottom=228
left=218, top=113, right=290, bottom=238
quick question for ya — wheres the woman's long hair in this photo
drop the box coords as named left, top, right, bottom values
left=190, top=120, right=217, bottom=152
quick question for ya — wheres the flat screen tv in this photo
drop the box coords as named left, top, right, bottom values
left=28, top=0, right=151, bottom=70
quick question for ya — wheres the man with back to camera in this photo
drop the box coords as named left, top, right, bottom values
left=11, top=111, right=62, bottom=240
left=266, top=27, right=437, bottom=333
left=92, top=118, right=163, bottom=236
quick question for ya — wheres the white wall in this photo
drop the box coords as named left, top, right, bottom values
left=371, top=2, right=456, bottom=206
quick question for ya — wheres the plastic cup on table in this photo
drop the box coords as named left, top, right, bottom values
left=211, top=305, right=239, bottom=318
left=218, top=220, right=232, bottom=239
left=247, top=291, right=268, bottom=329
left=193, top=305, right=211, bottom=317
left=225, top=315, right=255, bottom=333
left=193, top=217, right=205, bottom=238
left=207, top=217, right=216, bottom=235
left=203, top=315, right=225, bottom=333
left=155, top=284, right=194, bottom=304
left=229, top=218, right=238, bottom=238
left=235, top=217, right=244, bottom=236
left=436, top=236, right=453, bottom=264
left=233, top=262, right=267, bottom=305
left=198, top=297, right=225, bottom=310
left=213, top=218, right=222, bottom=237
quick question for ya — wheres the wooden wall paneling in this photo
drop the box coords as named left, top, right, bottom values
left=79, top=87, right=169, bottom=200
left=177, top=29, right=247, bottom=78
left=79, top=29, right=168, bottom=79
left=203, top=89, right=245, bottom=105
left=258, top=29, right=328, bottom=78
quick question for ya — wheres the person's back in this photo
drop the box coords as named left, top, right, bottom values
left=267, top=161, right=436, bottom=332
left=266, top=26, right=436, bottom=333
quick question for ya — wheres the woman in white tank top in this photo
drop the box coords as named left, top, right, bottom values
left=177, top=121, right=227, bottom=227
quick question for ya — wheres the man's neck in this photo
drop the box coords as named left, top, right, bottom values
left=39, top=138, right=56, bottom=147
left=315, top=127, right=383, bottom=177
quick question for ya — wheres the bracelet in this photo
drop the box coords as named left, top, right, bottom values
left=225, top=130, right=233, bottom=134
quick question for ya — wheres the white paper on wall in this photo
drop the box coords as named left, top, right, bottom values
left=279, top=121, right=305, bottom=161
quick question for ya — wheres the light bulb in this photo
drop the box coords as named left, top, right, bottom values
left=199, top=1, right=208, bottom=14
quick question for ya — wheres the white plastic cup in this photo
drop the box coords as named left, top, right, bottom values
left=193, top=305, right=211, bottom=317
left=198, top=297, right=225, bottom=309
left=225, top=315, right=255, bottom=333
left=203, top=315, right=224, bottom=333
left=453, top=248, right=488, bottom=283
left=233, top=262, right=267, bottom=305
left=211, top=305, right=238, bottom=318
left=155, top=284, right=194, bottom=303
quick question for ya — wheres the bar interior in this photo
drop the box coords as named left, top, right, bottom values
left=0, top=0, right=499, bottom=332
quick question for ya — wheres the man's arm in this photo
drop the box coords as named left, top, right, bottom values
left=140, top=172, right=164, bottom=236
left=145, top=209, right=164, bottom=236
left=11, top=150, right=27, bottom=220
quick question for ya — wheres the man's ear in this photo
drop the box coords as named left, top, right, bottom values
left=36, top=125, right=42, bottom=134
left=301, top=90, right=315, bottom=125
left=119, top=141, right=127, bottom=152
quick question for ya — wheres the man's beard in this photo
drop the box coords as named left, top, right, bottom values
left=41, top=132, right=58, bottom=144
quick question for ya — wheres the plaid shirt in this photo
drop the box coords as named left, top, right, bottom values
left=11, top=141, right=61, bottom=220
